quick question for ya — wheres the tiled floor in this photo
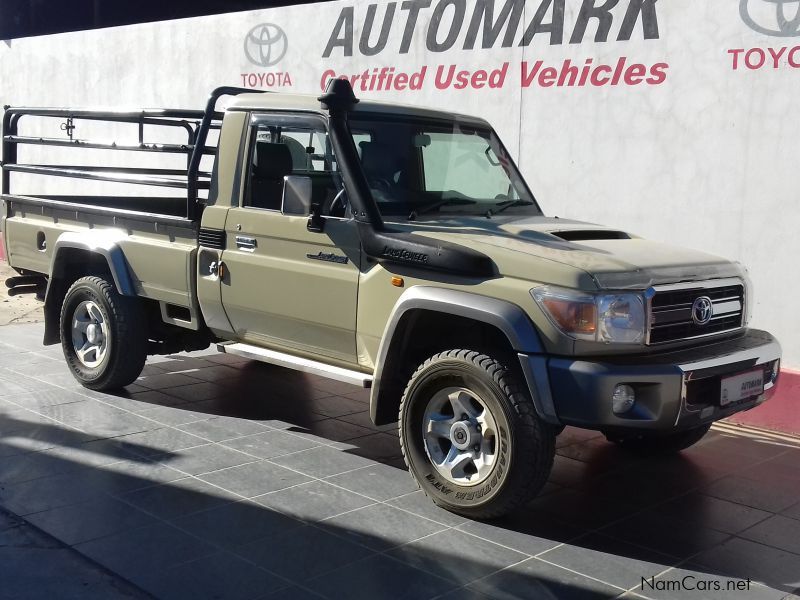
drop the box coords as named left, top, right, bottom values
left=1, top=322, right=799, bottom=600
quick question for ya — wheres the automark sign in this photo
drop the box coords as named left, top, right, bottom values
left=315, top=0, right=667, bottom=92
left=322, top=0, right=660, bottom=57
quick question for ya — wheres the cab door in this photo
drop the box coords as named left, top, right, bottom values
left=219, top=113, right=361, bottom=366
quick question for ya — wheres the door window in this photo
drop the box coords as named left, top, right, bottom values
left=245, top=120, right=342, bottom=214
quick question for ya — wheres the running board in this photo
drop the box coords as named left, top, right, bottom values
left=217, top=342, right=373, bottom=388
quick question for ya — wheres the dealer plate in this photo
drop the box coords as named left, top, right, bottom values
left=720, top=369, right=764, bottom=406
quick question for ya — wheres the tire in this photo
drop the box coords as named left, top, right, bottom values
left=399, top=349, right=556, bottom=520
left=604, top=424, right=712, bottom=455
left=60, top=276, right=147, bottom=391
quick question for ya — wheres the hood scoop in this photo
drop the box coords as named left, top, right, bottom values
left=550, top=229, right=631, bottom=242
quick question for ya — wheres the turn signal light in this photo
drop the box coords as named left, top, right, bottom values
left=391, top=276, right=404, bottom=287
left=541, top=298, right=597, bottom=334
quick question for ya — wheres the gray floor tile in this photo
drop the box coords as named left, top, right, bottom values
left=251, top=480, right=373, bottom=522
left=117, top=476, right=239, bottom=520
left=263, top=586, right=326, bottom=600
left=324, top=463, right=418, bottom=502
left=238, top=524, right=374, bottom=583
left=342, top=432, right=404, bottom=462
left=41, top=435, right=146, bottom=469
left=75, top=522, right=219, bottom=583
left=690, top=537, right=800, bottom=593
left=162, top=381, right=230, bottom=403
left=115, top=426, right=208, bottom=458
left=306, top=554, right=456, bottom=600
left=335, top=410, right=397, bottom=432
left=300, top=418, right=376, bottom=442
left=0, top=449, right=86, bottom=485
left=387, top=528, right=527, bottom=584
left=320, top=503, right=446, bottom=551
left=138, top=551, right=286, bottom=600
left=26, top=497, right=157, bottom=545
left=173, top=364, right=242, bottom=383
left=80, top=456, right=186, bottom=493
left=156, top=442, right=255, bottom=476
left=539, top=533, right=678, bottom=590
left=6, top=388, right=90, bottom=410
left=702, top=475, right=799, bottom=513
left=528, top=486, right=645, bottom=530
left=199, top=460, right=311, bottom=497
left=599, top=509, right=731, bottom=559
left=656, top=492, right=772, bottom=535
left=304, top=395, right=367, bottom=418
left=0, top=545, right=149, bottom=600
left=179, top=416, right=268, bottom=442
left=135, top=372, right=204, bottom=390
left=0, top=470, right=105, bottom=515
left=469, top=556, right=622, bottom=599
left=222, top=429, right=320, bottom=459
left=39, top=399, right=155, bottom=438
left=136, top=404, right=211, bottom=426
left=112, top=389, right=194, bottom=412
left=435, top=587, right=495, bottom=600
left=456, top=515, right=571, bottom=556
left=171, top=500, right=303, bottom=550
left=387, top=491, right=469, bottom=528
left=269, top=446, right=375, bottom=478
left=781, top=500, right=800, bottom=521
left=0, top=372, right=61, bottom=396
left=738, top=514, right=800, bottom=554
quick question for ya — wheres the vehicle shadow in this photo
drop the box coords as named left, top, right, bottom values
left=2, top=353, right=798, bottom=598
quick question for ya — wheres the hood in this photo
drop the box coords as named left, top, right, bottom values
left=389, top=215, right=745, bottom=290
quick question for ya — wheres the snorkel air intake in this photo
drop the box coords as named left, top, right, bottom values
left=319, top=78, right=494, bottom=278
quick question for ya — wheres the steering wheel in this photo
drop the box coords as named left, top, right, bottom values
left=368, top=177, right=393, bottom=193
left=328, top=188, right=348, bottom=216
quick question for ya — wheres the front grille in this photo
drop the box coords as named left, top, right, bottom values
left=648, top=283, right=744, bottom=345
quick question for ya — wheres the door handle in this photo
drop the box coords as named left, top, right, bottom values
left=235, top=236, right=257, bottom=251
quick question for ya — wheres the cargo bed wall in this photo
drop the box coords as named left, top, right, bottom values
left=1, top=102, right=224, bottom=220
left=3, top=199, right=198, bottom=310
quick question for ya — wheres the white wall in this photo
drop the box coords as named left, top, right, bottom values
left=2, top=0, right=798, bottom=365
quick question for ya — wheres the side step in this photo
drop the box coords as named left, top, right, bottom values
left=217, top=342, right=373, bottom=388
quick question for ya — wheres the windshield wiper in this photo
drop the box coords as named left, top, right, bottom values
left=490, top=199, right=534, bottom=216
left=408, top=198, right=476, bottom=220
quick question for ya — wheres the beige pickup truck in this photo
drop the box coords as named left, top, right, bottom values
left=0, top=81, right=781, bottom=518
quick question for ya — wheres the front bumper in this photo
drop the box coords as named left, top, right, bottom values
left=519, top=329, right=781, bottom=432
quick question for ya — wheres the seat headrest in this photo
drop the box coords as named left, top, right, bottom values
left=254, top=142, right=293, bottom=180
left=359, top=141, right=399, bottom=178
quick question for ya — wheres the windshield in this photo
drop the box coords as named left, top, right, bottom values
left=349, top=114, right=540, bottom=220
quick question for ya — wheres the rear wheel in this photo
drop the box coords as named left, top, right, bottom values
left=399, top=349, right=555, bottom=519
left=604, top=424, right=712, bottom=454
left=60, top=276, right=147, bottom=390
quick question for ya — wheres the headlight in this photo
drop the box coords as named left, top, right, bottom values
left=531, top=286, right=645, bottom=344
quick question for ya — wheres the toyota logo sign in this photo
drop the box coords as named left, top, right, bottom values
left=740, top=0, right=800, bottom=37
left=692, top=297, right=714, bottom=326
left=244, top=23, right=288, bottom=67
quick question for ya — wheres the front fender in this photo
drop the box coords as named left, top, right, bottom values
left=369, top=286, right=559, bottom=426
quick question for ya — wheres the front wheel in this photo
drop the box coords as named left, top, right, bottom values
left=604, top=424, right=712, bottom=454
left=60, top=276, right=147, bottom=391
left=399, top=349, right=555, bottom=520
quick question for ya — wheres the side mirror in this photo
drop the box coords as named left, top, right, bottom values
left=281, top=176, right=313, bottom=216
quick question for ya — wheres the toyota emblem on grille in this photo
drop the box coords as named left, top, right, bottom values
left=692, top=296, right=714, bottom=325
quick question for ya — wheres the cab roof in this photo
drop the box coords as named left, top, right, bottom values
left=226, top=91, right=489, bottom=126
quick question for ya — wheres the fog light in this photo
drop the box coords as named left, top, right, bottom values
left=612, top=384, right=636, bottom=414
